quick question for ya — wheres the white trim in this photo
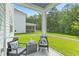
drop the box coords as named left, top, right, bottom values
left=26, top=23, right=36, bottom=26
left=15, top=3, right=59, bottom=13
left=4, top=3, right=7, bottom=56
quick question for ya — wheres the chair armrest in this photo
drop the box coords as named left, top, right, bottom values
left=18, top=42, right=27, bottom=48
left=7, top=47, right=17, bottom=50
left=18, top=42, right=27, bottom=46
left=19, top=42, right=27, bottom=44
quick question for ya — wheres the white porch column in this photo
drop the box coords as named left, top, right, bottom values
left=4, top=3, right=14, bottom=56
left=4, top=3, right=10, bottom=56
left=34, top=25, right=36, bottom=32
left=42, top=12, right=47, bottom=34
left=3, top=4, right=7, bottom=56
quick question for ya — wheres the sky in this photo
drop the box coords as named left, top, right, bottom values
left=56, top=3, right=66, bottom=10
left=15, top=3, right=66, bottom=16
left=15, top=5, right=38, bottom=16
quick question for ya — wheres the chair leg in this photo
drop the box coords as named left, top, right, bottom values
left=47, top=47, right=49, bottom=52
left=39, top=47, right=40, bottom=51
left=26, top=49, right=27, bottom=55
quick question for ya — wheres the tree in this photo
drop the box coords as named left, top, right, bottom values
left=47, top=7, right=59, bottom=32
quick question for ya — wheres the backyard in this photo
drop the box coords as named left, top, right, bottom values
left=15, top=31, right=79, bottom=56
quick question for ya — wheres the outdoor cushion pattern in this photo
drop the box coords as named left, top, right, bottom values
left=10, top=41, right=18, bottom=49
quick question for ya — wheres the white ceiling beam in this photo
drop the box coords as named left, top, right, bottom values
left=43, top=3, right=59, bottom=12
left=15, top=3, right=44, bottom=12
left=15, top=3, right=59, bottom=14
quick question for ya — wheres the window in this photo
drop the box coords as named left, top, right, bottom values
left=10, top=24, right=13, bottom=32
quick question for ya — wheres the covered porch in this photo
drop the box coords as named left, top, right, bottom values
left=1, top=3, right=79, bottom=56
left=21, top=47, right=63, bottom=56
left=5, top=3, right=62, bottom=56
left=15, top=3, right=59, bottom=34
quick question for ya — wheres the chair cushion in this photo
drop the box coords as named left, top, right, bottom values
left=10, top=41, right=18, bottom=49
left=9, top=48, right=25, bottom=54
left=40, top=38, right=47, bottom=45
left=28, top=40, right=35, bottom=45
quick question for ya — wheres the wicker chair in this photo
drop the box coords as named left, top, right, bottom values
left=7, top=37, right=27, bottom=56
left=26, top=40, right=37, bottom=55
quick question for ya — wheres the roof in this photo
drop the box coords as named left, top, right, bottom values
left=26, top=23, right=36, bottom=26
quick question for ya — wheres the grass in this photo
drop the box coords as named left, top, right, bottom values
left=15, top=31, right=79, bottom=56
left=48, top=36, right=79, bottom=56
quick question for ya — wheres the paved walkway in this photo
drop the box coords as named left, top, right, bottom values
left=27, top=48, right=63, bottom=56
left=48, top=34, right=79, bottom=42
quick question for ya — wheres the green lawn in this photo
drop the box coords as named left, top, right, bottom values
left=15, top=31, right=79, bottom=56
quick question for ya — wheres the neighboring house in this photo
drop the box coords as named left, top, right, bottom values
left=14, top=9, right=26, bottom=33
left=26, top=23, right=36, bottom=33
left=14, top=9, right=37, bottom=33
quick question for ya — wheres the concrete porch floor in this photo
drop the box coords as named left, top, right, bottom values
left=22, top=48, right=63, bottom=56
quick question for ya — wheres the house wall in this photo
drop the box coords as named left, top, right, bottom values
left=0, top=3, right=5, bottom=55
left=0, top=3, right=14, bottom=56
left=14, top=10, right=26, bottom=33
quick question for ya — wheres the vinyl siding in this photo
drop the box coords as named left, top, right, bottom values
left=0, top=3, right=5, bottom=55
left=0, top=4, right=14, bottom=55
left=14, top=10, right=26, bottom=33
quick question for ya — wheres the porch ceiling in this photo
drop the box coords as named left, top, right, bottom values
left=15, top=3, right=59, bottom=12
left=32, top=3, right=49, bottom=8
